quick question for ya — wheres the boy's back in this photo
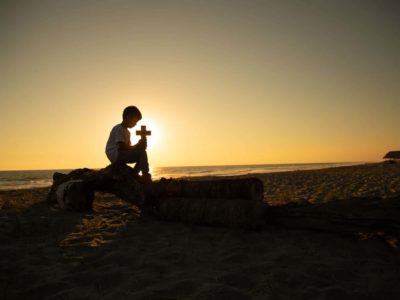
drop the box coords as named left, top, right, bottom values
left=105, top=124, right=131, bottom=163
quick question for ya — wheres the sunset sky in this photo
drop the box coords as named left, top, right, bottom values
left=0, top=0, right=399, bottom=170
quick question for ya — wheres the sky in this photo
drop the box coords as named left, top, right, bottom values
left=0, top=0, right=399, bottom=170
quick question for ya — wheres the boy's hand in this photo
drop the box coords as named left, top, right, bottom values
left=136, top=138, right=147, bottom=150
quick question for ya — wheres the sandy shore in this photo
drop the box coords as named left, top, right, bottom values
left=1, top=163, right=400, bottom=299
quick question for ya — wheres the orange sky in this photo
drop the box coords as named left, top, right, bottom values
left=0, top=1, right=399, bottom=170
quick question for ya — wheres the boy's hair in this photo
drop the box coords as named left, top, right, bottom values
left=123, top=106, right=142, bottom=120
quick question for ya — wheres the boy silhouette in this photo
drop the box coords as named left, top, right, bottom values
left=105, top=106, right=152, bottom=182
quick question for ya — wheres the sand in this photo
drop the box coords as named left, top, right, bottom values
left=1, top=163, right=400, bottom=299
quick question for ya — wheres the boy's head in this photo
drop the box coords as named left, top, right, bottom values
left=122, top=106, right=142, bottom=128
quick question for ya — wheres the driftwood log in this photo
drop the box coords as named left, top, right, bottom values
left=47, top=165, right=400, bottom=238
left=145, top=177, right=264, bottom=201
left=47, top=164, right=266, bottom=229
left=157, top=197, right=265, bottom=229
left=47, top=164, right=145, bottom=210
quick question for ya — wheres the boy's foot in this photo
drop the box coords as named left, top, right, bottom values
left=131, top=171, right=140, bottom=181
left=138, top=173, right=152, bottom=184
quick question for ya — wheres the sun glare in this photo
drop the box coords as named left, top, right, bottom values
left=129, top=119, right=160, bottom=151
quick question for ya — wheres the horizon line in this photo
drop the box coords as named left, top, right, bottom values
left=0, top=161, right=373, bottom=172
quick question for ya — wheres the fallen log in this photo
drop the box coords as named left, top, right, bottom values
left=47, top=165, right=400, bottom=238
left=54, top=179, right=94, bottom=212
left=146, top=177, right=263, bottom=200
left=47, top=164, right=266, bottom=229
left=156, top=197, right=265, bottom=229
left=46, top=164, right=145, bottom=210
left=144, top=177, right=264, bottom=207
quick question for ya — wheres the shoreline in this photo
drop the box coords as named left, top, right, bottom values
left=0, top=161, right=375, bottom=193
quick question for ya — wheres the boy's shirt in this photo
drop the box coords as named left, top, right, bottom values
left=105, top=124, right=131, bottom=163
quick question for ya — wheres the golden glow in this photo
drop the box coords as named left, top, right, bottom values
left=130, top=119, right=161, bottom=151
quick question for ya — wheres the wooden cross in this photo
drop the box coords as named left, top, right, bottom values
left=136, top=125, right=151, bottom=139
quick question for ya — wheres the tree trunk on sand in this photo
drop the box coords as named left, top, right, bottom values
left=47, top=164, right=266, bottom=229
left=156, top=197, right=265, bottom=229
left=47, top=165, right=400, bottom=238
left=146, top=177, right=264, bottom=201
left=144, top=177, right=264, bottom=209
left=46, top=164, right=145, bottom=211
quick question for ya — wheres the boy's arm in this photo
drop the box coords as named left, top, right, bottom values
left=117, top=141, right=131, bottom=151
left=118, top=139, right=147, bottom=151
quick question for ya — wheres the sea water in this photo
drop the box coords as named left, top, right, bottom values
left=0, top=162, right=362, bottom=191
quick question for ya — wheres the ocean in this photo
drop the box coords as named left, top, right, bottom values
left=0, top=162, right=362, bottom=191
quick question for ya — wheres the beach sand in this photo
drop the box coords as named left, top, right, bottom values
left=1, top=163, right=400, bottom=299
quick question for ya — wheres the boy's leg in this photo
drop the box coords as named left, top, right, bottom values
left=117, top=149, right=150, bottom=175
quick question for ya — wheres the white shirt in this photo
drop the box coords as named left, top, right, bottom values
left=105, top=124, right=131, bottom=163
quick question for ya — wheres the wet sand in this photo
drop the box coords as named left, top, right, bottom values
left=1, top=163, right=400, bottom=299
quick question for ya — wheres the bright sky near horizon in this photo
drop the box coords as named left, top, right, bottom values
left=0, top=0, right=399, bottom=170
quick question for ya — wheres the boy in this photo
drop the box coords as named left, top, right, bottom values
left=105, top=106, right=152, bottom=182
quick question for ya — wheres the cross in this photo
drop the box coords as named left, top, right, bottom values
left=136, top=125, right=151, bottom=139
